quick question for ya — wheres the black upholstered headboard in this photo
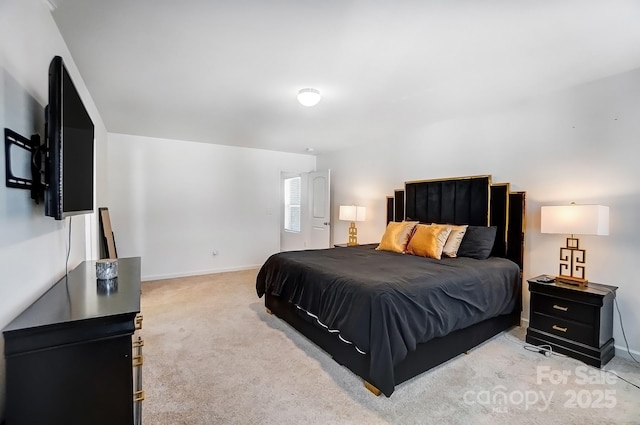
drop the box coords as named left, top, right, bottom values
left=404, top=176, right=490, bottom=225
left=386, top=175, right=525, bottom=270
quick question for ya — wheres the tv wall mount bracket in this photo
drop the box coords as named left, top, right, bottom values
left=4, top=128, right=43, bottom=200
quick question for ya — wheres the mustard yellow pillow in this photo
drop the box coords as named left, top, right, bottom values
left=376, top=221, right=418, bottom=253
left=406, top=224, right=452, bottom=259
left=434, top=224, right=468, bottom=258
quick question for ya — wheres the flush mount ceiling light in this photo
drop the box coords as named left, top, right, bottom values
left=297, top=88, right=321, bottom=107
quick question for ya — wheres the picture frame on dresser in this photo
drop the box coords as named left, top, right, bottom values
left=99, top=206, right=118, bottom=259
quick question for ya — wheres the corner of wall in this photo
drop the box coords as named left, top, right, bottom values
left=0, top=336, right=5, bottom=422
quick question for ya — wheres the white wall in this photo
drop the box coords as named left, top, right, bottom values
left=107, top=133, right=316, bottom=280
left=318, top=68, right=640, bottom=359
left=0, top=0, right=109, bottom=419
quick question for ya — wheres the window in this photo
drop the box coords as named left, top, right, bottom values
left=284, top=177, right=301, bottom=232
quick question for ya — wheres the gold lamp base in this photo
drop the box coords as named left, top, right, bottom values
left=347, top=222, right=358, bottom=246
left=555, top=275, right=588, bottom=288
left=556, top=235, right=588, bottom=288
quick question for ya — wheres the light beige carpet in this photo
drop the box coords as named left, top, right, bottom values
left=140, top=269, right=640, bottom=425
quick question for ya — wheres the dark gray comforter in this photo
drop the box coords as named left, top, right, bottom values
left=256, top=244, right=520, bottom=396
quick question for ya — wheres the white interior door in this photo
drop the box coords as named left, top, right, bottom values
left=307, top=170, right=331, bottom=249
left=279, top=170, right=330, bottom=252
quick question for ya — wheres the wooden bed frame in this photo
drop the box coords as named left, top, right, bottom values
left=265, top=175, right=525, bottom=396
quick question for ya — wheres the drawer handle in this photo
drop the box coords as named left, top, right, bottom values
left=133, top=354, right=144, bottom=367
left=553, top=304, right=568, bottom=312
left=135, top=315, right=144, bottom=330
left=133, top=390, right=145, bottom=402
left=552, top=325, right=568, bottom=333
left=133, top=338, right=145, bottom=349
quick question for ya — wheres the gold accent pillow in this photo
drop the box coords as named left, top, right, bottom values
left=406, top=224, right=453, bottom=259
left=376, top=221, right=419, bottom=253
left=437, top=224, right=469, bottom=258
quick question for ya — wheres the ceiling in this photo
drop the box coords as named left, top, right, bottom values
left=51, top=0, right=640, bottom=155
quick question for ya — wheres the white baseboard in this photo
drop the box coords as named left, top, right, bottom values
left=142, top=264, right=261, bottom=282
left=614, top=344, right=640, bottom=362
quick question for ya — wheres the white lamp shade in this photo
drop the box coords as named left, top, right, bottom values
left=297, top=88, right=321, bottom=107
left=541, top=205, right=609, bottom=235
left=339, top=205, right=366, bottom=222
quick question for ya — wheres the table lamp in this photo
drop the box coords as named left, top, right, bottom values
left=339, top=205, right=366, bottom=246
left=540, top=204, right=609, bottom=287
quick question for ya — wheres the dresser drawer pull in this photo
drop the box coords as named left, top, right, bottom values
left=133, top=354, right=144, bottom=367
left=133, top=338, right=145, bottom=349
left=552, top=304, right=569, bottom=312
left=135, top=315, right=144, bottom=330
left=552, top=325, right=568, bottom=333
left=133, top=390, right=145, bottom=402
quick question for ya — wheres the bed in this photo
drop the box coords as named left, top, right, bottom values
left=256, top=175, right=525, bottom=397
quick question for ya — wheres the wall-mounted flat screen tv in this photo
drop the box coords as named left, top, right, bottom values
left=45, top=56, right=94, bottom=220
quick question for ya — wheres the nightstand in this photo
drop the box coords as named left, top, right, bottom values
left=526, top=276, right=617, bottom=367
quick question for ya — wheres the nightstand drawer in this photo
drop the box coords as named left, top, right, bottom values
left=531, top=313, right=595, bottom=346
left=531, top=293, right=597, bottom=325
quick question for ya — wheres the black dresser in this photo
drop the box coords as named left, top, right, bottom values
left=526, top=276, right=617, bottom=367
left=3, top=257, right=143, bottom=425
